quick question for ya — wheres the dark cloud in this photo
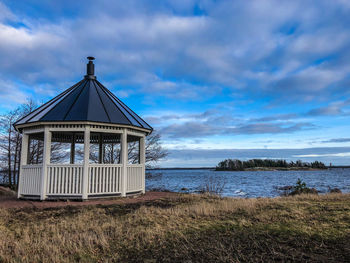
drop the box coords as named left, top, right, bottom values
left=307, top=105, right=343, bottom=116
left=160, top=122, right=218, bottom=138
left=306, top=99, right=350, bottom=116
left=147, top=106, right=321, bottom=139
left=160, top=120, right=314, bottom=139
left=230, top=122, right=314, bottom=135
left=321, top=138, right=350, bottom=143
left=250, top=113, right=298, bottom=122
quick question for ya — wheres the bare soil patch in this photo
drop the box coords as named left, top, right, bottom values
left=0, top=191, right=176, bottom=209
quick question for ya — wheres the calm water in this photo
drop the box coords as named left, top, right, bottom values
left=146, top=168, right=350, bottom=197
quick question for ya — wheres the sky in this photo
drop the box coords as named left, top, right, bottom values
left=1, top=0, right=350, bottom=167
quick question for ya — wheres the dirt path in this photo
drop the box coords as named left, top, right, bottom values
left=0, top=192, right=177, bottom=209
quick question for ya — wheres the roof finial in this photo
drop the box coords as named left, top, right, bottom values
left=86, top=56, right=95, bottom=79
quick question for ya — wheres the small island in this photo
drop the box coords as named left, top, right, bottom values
left=215, top=159, right=327, bottom=171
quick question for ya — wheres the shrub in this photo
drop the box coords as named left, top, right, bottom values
left=288, top=179, right=318, bottom=196
left=198, top=176, right=226, bottom=196
left=328, top=187, right=342, bottom=194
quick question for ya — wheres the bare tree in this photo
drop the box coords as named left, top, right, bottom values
left=0, top=109, right=18, bottom=186
left=86, top=131, right=168, bottom=167
left=0, top=99, right=38, bottom=187
left=144, top=132, right=168, bottom=168
left=27, top=139, right=70, bottom=165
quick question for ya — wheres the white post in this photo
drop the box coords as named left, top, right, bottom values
left=82, top=126, right=90, bottom=200
left=98, top=133, right=103, bottom=164
left=40, top=127, right=51, bottom=200
left=18, top=132, right=29, bottom=198
left=140, top=135, right=146, bottom=194
left=70, top=133, right=75, bottom=164
left=121, top=128, right=128, bottom=197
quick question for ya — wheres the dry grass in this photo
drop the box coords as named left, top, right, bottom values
left=1, top=193, right=350, bottom=262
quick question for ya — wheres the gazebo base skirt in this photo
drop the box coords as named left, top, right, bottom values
left=18, top=163, right=145, bottom=200
left=20, top=191, right=143, bottom=201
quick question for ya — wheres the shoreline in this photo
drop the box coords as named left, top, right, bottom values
left=148, top=166, right=350, bottom=171
left=216, top=167, right=327, bottom=171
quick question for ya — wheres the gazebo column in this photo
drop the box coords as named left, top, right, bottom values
left=40, top=127, right=51, bottom=200
left=98, top=133, right=103, bottom=164
left=140, top=135, right=146, bottom=194
left=82, top=126, right=90, bottom=199
left=70, top=134, right=75, bottom=164
left=121, top=128, right=128, bottom=197
left=18, top=132, right=29, bottom=198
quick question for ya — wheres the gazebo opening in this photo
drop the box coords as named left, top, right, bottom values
left=128, top=135, right=141, bottom=164
left=28, top=133, right=44, bottom=164
left=14, top=57, right=152, bottom=200
left=49, top=132, right=84, bottom=164
left=89, top=133, right=121, bottom=164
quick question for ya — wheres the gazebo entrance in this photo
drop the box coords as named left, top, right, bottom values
left=15, top=57, right=152, bottom=200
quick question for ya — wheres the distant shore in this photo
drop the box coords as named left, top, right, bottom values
left=148, top=166, right=350, bottom=171
left=147, top=165, right=350, bottom=172
left=148, top=167, right=215, bottom=170
left=216, top=167, right=326, bottom=171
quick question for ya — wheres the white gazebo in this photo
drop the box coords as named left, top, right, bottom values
left=14, top=57, right=152, bottom=200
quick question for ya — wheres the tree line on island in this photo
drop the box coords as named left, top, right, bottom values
left=216, top=159, right=327, bottom=171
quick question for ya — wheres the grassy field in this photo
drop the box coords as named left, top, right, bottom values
left=0, top=193, right=350, bottom=262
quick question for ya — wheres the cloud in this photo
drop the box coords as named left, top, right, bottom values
left=0, top=22, right=71, bottom=84
left=0, top=0, right=350, bottom=104
left=293, top=152, right=350, bottom=158
left=147, top=106, right=321, bottom=140
left=0, top=79, right=31, bottom=109
left=321, top=138, right=350, bottom=143
left=142, top=78, right=218, bottom=100
left=250, top=113, right=298, bottom=122
left=230, top=122, right=314, bottom=135
left=160, top=120, right=314, bottom=139
left=0, top=2, right=16, bottom=22
left=306, top=99, right=350, bottom=116
left=148, top=106, right=322, bottom=140
left=307, top=105, right=343, bottom=116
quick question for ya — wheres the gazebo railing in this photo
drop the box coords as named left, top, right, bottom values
left=46, top=164, right=83, bottom=196
left=127, top=164, right=144, bottom=192
left=21, top=164, right=42, bottom=195
left=88, top=164, right=122, bottom=195
left=19, top=163, right=144, bottom=198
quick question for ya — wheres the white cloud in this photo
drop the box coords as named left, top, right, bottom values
left=293, top=152, right=350, bottom=158
left=0, top=2, right=16, bottom=22
left=0, top=79, right=31, bottom=108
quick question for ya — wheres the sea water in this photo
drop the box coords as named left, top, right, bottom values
left=146, top=168, right=350, bottom=197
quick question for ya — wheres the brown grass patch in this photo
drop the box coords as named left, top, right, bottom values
left=0, top=193, right=349, bottom=262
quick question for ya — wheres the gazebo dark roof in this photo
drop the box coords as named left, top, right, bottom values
left=15, top=57, right=152, bottom=132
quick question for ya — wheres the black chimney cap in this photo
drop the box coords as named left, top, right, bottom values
left=86, top=56, right=95, bottom=79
